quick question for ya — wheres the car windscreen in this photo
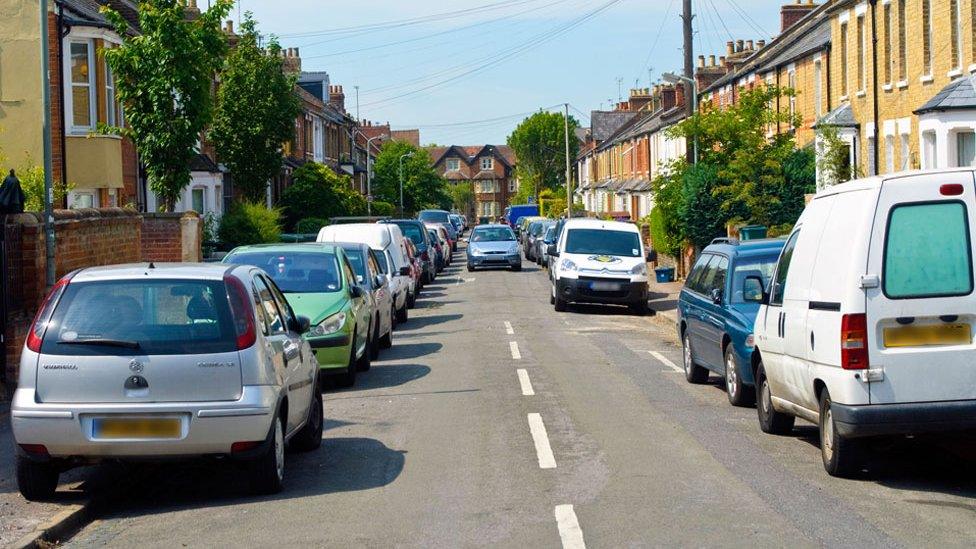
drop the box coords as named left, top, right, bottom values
left=529, top=222, right=546, bottom=237
left=730, top=255, right=779, bottom=303
left=564, top=229, right=641, bottom=257
left=40, top=279, right=237, bottom=356
left=418, top=210, right=450, bottom=223
left=393, top=222, right=427, bottom=250
left=470, top=227, right=516, bottom=242
left=343, top=249, right=368, bottom=283
left=226, top=251, right=342, bottom=293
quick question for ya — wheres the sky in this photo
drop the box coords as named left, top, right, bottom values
left=237, top=0, right=785, bottom=146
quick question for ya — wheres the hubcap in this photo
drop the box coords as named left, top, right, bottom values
left=683, top=336, right=692, bottom=374
left=822, top=407, right=834, bottom=461
left=761, top=380, right=771, bottom=414
left=726, top=353, right=737, bottom=397
left=274, top=420, right=284, bottom=481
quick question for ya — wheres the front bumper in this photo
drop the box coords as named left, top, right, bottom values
left=555, top=277, right=647, bottom=305
left=11, top=385, right=278, bottom=459
left=468, top=253, right=521, bottom=267
left=832, top=399, right=976, bottom=438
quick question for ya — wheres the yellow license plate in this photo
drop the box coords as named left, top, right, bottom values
left=883, top=323, right=972, bottom=348
left=94, top=418, right=181, bottom=439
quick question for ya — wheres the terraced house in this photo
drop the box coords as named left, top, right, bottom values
left=428, top=144, right=517, bottom=221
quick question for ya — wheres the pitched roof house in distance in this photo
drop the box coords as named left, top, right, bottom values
left=428, top=145, right=516, bottom=222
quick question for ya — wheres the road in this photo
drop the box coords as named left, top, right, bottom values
left=65, top=253, right=976, bottom=548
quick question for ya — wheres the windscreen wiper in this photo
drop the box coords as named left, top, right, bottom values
left=57, top=338, right=141, bottom=349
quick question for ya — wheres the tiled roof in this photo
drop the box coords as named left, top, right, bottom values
left=189, top=153, right=219, bottom=173
left=427, top=144, right=515, bottom=168
left=590, top=111, right=638, bottom=142
left=391, top=129, right=420, bottom=146
left=61, top=0, right=139, bottom=33
left=814, top=103, right=857, bottom=128
left=915, top=75, right=976, bottom=114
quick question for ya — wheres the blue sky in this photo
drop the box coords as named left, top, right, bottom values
left=238, top=0, right=783, bottom=145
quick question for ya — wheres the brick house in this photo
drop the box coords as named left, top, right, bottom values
left=428, top=145, right=517, bottom=221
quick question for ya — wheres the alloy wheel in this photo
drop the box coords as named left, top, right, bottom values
left=725, top=352, right=738, bottom=400
left=273, top=419, right=284, bottom=482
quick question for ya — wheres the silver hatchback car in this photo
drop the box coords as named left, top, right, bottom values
left=11, top=263, right=322, bottom=500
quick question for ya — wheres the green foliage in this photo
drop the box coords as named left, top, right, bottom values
left=372, top=141, right=450, bottom=215
left=102, top=0, right=233, bottom=211
left=210, top=13, right=299, bottom=202
left=507, top=111, right=579, bottom=201
left=371, top=200, right=396, bottom=217
left=817, top=125, right=860, bottom=185
left=295, top=217, right=328, bottom=234
left=16, top=162, right=72, bottom=212
left=201, top=211, right=218, bottom=243
left=279, top=162, right=365, bottom=231
left=447, top=182, right=475, bottom=214
left=218, top=201, right=281, bottom=247
left=678, top=163, right=726, bottom=249
left=647, top=206, right=683, bottom=258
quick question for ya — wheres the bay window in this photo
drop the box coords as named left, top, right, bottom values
left=69, top=41, right=95, bottom=131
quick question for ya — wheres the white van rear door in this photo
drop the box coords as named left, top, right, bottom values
left=866, top=171, right=976, bottom=404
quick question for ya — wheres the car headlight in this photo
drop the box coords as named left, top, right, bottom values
left=509, top=245, right=519, bottom=254
left=630, top=262, right=647, bottom=275
left=309, top=312, right=346, bottom=337
left=469, top=247, right=483, bottom=256
left=560, top=259, right=578, bottom=272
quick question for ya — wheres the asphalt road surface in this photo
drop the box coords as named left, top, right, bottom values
left=65, top=252, right=976, bottom=548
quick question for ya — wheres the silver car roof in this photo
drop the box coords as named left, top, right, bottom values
left=69, top=263, right=240, bottom=283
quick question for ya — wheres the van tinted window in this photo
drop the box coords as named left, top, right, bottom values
left=884, top=201, right=973, bottom=298
left=565, top=229, right=641, bottom=257
left=686, top=254, right=713, bottom=293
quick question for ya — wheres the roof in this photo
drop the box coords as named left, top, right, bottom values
left=590, top=111, right=639, bottom=142
left=317, top=224, right=394, bottom=250
left=189, top=153, right=219, bottom=173
left=704, top=238, right=786, bottom=256
left=61, top=0, right=139, bottom=33
left=227, top=242, right=339, bottom=254
left=915, top=75, right=976, bottom=114
left=427, top=144, right=515, bottom=168
left=72, top=263, right=231, bottom=282
left=562, top=218, right=640, bottom=232
left=814, top=103, right=857, bottom=128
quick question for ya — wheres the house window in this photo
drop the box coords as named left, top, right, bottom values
left=69, top=41, right=95, bottom=130
left=900, top=133, right=910, bottom=170
left=883, top=2, right=892, bottom=85
left=814, top=59, right=823, bottom=119
left=897, top=0, right=907, bottom=82
left=214, top=185, right=222, bottom=215
left=950, top=0, right=962, bottom=71
left=957, top=131, right=976, bottom=167
left=885, top=135, right=895, bottom=173
left=72, top=192, right=95, bottom=209
left=922, top=130, right=937, bottom=169
left=857, top=15, right=866, bottom=92
left=840, top=22, right=849, bottom=96
left=922, top=0, right=932, bottom=76
left=191, top=187, right=205, bottom=213
left=788, top=69, right=797, bottom=121
left=105, top=60, right=117, bottom=127
left=480, top=157, right=493, bottom=171
left=508, top=179, right=517, bottom=192
left=446, top=158, right=460, bottom=171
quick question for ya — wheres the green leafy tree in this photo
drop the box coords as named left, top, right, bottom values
left=507, top=111, right=579, bottom=202
left=279, top=162, right=366, bottom=231
left=218, top=201, right=282, bottom=248
left=102, top=0, right=233, bottom=211
left=447, top=181, right=475, bottom=216
left=372, top=141, right=449, bottom=215
left=817, top=126, right=860, bottom=186
left=210, top=13, right=299, bottom=202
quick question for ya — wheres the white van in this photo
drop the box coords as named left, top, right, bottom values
left=547, top=219, right=651, bottom=315
left=752, top=168, right=976, bottom=476
left=317, top=223, right=412, bottom=323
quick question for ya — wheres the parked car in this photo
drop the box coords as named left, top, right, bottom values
left=380, top=219, right=435, bottom=284
left=418, top=210, right=458, bottom=249
left=524, top=219, right=550, bottom=261
left=11, top=263, right=321, bottom=500
left=548, top=219, right=651, bottom=314
left=329, top=242, right=394, bottom=357
left=466, top=224, right=521, bottom=271
left=403, top=238, right=423, bottom=304
left=517, top=216, right=545, bottom=242
left=426, top=223, right=454, bottom=263
left=317, top=223, right=411, bottom=324
left=752, top=169, right=976, bottom=477
left=449, top=214, right=465, bottom=236
left=678, top=238, right=785, bottom=406
left=224, top=244, right=372, bottom=388
left=428, top=228, right=446, bottom=273
left=503, top=204, right=540, bottom=231
left=536, top=223, right=558, bottom=267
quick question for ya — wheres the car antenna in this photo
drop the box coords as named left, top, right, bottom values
left=148, top=261, right=155, bottom=269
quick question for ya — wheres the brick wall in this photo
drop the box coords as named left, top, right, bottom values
left=142, top=213, right=184, bottom=262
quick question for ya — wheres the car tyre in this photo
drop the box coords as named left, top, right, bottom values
left=554, top=293, right=567, bottom=312
left=820, top=389, right=865, bottom=477
left=682, top=332, right=709, bottom=383
left=756, top=361, right=795, bottom=435
left=407, top=289, right=416, bottom=309
left=724, top=345, right=755, bottom=407
left=290, top=386, right=323, bottom=452
left=370, top=320, right=381, bottom=360
left=511, top=264, right=522, bottom=272
left=629, top=301, right=649, bottom=316
left=396, top=302, right=409, bottom=324
left=251, top=413, right=285, bottom=495
left=356, top=330, right=372, bottom=372
left=16, top=455, right=59, bottom=502
left=336, top=335, right=358, bottom=388
left=467, top=263, right=474, bottom=272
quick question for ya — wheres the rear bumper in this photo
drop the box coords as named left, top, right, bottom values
left=832, top=399, right=976, bottom=438
left=556, top=277, right=647, bottom=305
left=468, top=253, right=521, bottom=267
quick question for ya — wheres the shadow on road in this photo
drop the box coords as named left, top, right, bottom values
left=397, top=314, right=462, bottom=330
left=567, top=303, right=643, bottom=317
left=381, top=342, right=443, bottom=360
left=331, top=363, right=431, bottom=392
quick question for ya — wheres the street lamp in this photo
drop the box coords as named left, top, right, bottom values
left=398, top=151, right=415, bottom=218
left=355, top=130, right=388, bottom=217
left=662, top=71, right=698, bottom=164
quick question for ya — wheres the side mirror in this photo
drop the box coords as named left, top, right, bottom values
left=356, top=275, right=364, bottom=284
left=547, top=244, right=559, bottom=257
left=374, top=274, right=387, bottom=288
left=710, top=288, right=724, bottom=305
left=399, top=266, right=411, bottom=276
left=349, top=285, right=364, bottom=298
left=293, top=315, right=311, bottom=334
left=743, top=276, right=765, bottom=303
left=646, top=249, right=658, bottom=262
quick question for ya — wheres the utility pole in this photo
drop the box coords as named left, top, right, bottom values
left=563, top=103, right=572, bottom=219
left=680, top=0, right=695, bottom=164
left=40, top=0, right=56, bottom=289
left=354, top=85, right=360, bottom=126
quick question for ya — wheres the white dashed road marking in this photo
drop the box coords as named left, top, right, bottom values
left=516, top=369, right=535, bottom=396
left=649, top=351, right=683, bottom=373
left=504, top=321, right=514, bottom=335
left=510, top=341, right=522, bottom=360
left=554, top=504, right=586, bottom=549
left=527, top=413, right=556, bottom=469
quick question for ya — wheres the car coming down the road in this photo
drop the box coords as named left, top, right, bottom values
left=465, top=224, right=522, bottom=271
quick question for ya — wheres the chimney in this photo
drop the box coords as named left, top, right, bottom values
left=225, top=19, right=234, bottom=34
left=628, top=87, right=653, bottom=111
left=329, top=85, right=346, bottom=112
left=697, top=55, right=705, bottom=68
left=282, top=47, right=301, bottom=74
left=781, top=0, right=817, bottom=33
left=736, top=39, right=744, bottom=52
left=720, top=56, right=727, bottom=68
left=659, top=84, right=677, bottom=111
left=726, top=41, right=735, bottom=55
left=745, top=39, right=754, bottom=50
left=757, top=39, right=766, bottom=49
left=708, top=54, right=716, bottom=66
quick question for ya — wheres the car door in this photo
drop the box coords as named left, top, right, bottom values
left=759, top=231, right=799, bottom=402
left=253, top=274, right=306, bottom=434
left=679, top=253, right=710, bottom=346
left=369, top=249, right=393, bottom=334
left=685, top=254, right=717, bottom=363
left=341, top=254, right=370, bottom=354
left=264, top=274, right=315, bottom=421
left=699, top=255, right=730, bottom=368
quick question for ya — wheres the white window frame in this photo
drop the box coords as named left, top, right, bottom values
left=813, top=57, right=823, bottom=119
left=191, top=186, right=207, bottom=213
left=480, top=157, right=493, bottom=171
left=104, top=57, right=116, bottom=127
left=66, top=39, right=96, bottom=133
left=899, top=132, right=910, bottom=170
left=508, top=179, right=516, bottom=192
left=446, top=158, right=461, bottom=171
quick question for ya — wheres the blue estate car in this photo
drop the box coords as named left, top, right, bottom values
left=677, top=238, right=785, bottom=407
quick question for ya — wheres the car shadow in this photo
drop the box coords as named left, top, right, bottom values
left=397, top=314, right=462, bottom=330
left=330, top=364, right=431, bottom=393
left=382, top=342, right=443, bottom=361
left=568, top=303, right=643, bottom=317
left=419, top=291, right=449, bottom=299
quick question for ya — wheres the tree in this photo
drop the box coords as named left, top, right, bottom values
left=279, top=162, right=366, bottom=231
left=210, top=13, right=299, bottom=202
left=447, top=181, right=475, bottom=217
left=817, top=126, right=859, bottom=186
left=371, top=141, right=450, bottom=215
left=507, top=111, right=579, bottom=202
left=102, top=0, right=233, bottom=211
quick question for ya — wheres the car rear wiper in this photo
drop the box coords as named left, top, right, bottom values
left=57, top=338, right=141, bottom=349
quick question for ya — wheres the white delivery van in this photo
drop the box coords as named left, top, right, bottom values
left=752, top=168, right=976, bottom=476
left=317, top=223, right=412, bottom=323
left=547, top=219, right=652, bottom=315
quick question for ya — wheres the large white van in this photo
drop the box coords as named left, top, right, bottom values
left=752, top=168, right=976, bottom=476
left=547, top=219, right=652, bottom=315
left=317, top=223, right=412, bottom=323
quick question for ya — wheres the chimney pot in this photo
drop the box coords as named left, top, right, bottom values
left=726, top=40, right=734, bottom=55
left=708, top=54, right=716, bottom=66
left=757, top=39, right=766, bottom=49
left=746, top=39, right=754, bottom=50
left=293, top=47, right=299, bottom=58
left=188, top=0, right=197, bottom=7
left=697, top=55, right=705, bottom=68
left=736, top=39, right=744, bottom=52
left=720, top=55, right=727, bottom=66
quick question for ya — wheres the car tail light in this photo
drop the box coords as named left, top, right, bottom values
left=840, top=313, right=869, bottom=370
left=224, top=274, right=256, bottom=350
left=231, top=441, right=261, bottom=453
left=26, top=274, right=73, bottom=352
left=19, top=444, right=49, bottom=456
left=940, top=184, right=964, bottom=196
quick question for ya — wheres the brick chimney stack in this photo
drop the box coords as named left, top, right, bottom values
left=184, top=0, right=200, bottom=20
left=329, top=85, right=346, bottom=112
left=781, top=0, right=817, bottom=33
left=282, top=47, right=301, bottom=74
left=628, top=88, right=653, bottom=111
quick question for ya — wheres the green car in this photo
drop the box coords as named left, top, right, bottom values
left=224, top=243, right=373, bottom=388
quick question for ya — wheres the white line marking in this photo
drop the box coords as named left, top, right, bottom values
left=465, top=277, right=476, bottom=282
left=517, top=369, right=535, bottom=396
left=510, top=341, right=521, bottom=360
left=527, top=413, right=556, bottom=469
left=649, top=351, right=683, bottom=373
left=504, top=321, right=514, bottom=335
left=554, top=505, right=586, bottom=549
left=455, top=276, right=462, bottom=286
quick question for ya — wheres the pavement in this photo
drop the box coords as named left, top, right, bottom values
left=6, top=253, right=976, bottom=547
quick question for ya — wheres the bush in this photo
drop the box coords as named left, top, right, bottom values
left=648, top=206, right=682, bottom=258
left=280, top=162, right=363, bottom=230
left=218, top=201, right=281, bottom=248
left=371, top=200, right=395, bottom=217
left=295, top=217, right=328, bottom=234
left=18, top=163, right=72, bottom=211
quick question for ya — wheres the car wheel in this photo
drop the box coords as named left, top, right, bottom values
left=467, top=263, right=474, bottom=272
left=682, top=333, right=709, bottom=383
left=335, top=335, right=357, bottom=388
left=290, top=386, right=323, bottom=452
left=756, top=361, right=795, bottom=435
left=550, top=284, right=556, bottom=305
left=16, top=455, right=59, bottom=502
left=379, top=320, right=393, bottom=349
left=554, top=293, right=567, bottom=312
left=251, top=413, right=285, bottom=495
left=407, top=289, right=416, bottom=309
left=511, top=264, right=522, bottom=272
left=724, top=345, right=755, bottom=407
left=820, top=389, right=865, bottom=477
left=396, top=302, right=409, bottom=324
left=356, top=330, right=372, bottom=372
left=370, top=320, right=380, bottom=360
left=629, top=301, right=649, bottom=316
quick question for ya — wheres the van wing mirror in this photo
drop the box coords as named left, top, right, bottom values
left=374, top=274, right=387, bottom=288
left=547, top=244, right=559, bottom=257
left=646, top=249, right=657, bottom=262
left=399, top=266, right=412, bottom=276
left=743, top=276, right=765, bottom=303
left=292, top=315, right=311, bottom=334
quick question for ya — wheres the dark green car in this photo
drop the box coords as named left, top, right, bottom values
left=224, top=243, right=372, bottom=388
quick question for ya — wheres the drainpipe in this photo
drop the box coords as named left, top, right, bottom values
left=870, top=0, right=880, bottom=173
left=56, top=2, right=69, bottom=208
